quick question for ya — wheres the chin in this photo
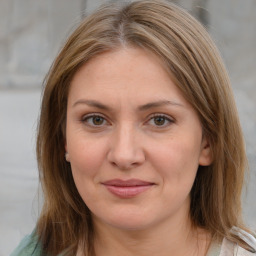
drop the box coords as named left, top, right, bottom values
left=97, top=211, right=158, bottom=231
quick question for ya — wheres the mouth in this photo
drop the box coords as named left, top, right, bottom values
left=101, top=179, right=155, bottom=198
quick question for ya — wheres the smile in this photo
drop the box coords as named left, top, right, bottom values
left=102, top=179, right=155, bottom=198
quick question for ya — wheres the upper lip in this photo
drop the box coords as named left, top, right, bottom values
left=102, top=179, right=154, bottom=187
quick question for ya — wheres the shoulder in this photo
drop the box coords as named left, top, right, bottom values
left=220, top=227, right=256, bottom=256
left=10, top=231, right=43, bottom=256
left=221, top=238, right=256, bottom=256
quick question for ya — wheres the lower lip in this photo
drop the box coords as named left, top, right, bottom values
left=104, top=185, right=153, bottom=198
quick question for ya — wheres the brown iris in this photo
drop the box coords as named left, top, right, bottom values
left=92, top=116, right=104, bottom=125
left=153, top=116, right=166, bottom=126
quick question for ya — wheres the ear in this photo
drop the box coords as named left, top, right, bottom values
left=199, top=136, right=213, bottom=166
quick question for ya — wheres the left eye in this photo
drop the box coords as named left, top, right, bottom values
left=148, top=115, right=173, bottom=127
left=82, top=115, right=107, bottom=126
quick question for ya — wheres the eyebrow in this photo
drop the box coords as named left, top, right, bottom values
left=72, top=99, right=184, bottom=111
left=138, top=100, right=184, bottom=111
left=72, top=99, right=112, bottom=110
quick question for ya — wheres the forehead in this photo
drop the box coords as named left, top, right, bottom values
left=72, top=47, right=169, bottom=84
left=68, top=47, right=189, bottom=108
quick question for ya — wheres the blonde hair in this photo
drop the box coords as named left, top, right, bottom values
left=36, top=0, right=250, bottom=255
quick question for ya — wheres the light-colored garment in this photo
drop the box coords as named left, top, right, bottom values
left=11, top=228, right=256, bottom=256
left=219, top=237, right=256, bottom=256
left=207, top=237, right=256, bottom=256
left=207, top=241, right=222, bottom=256
left=206, top=226, right=256, bottom=256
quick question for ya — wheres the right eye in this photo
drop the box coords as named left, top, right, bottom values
left=82, top=114, right=107, bottom=127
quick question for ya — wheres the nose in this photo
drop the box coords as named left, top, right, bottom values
left=107, top=125, right=145, bottom=170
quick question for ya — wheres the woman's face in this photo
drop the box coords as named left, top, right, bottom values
left=65, top=47, right=211, bottom=231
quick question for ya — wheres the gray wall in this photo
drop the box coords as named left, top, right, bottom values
left=0, top=0, right=255, bottom=255
left=0, top=0, right=84, bottom=88
left=207, top=0, right=256, bottom=228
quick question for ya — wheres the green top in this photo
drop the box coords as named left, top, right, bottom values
left=10, top=232, right=43, bottom=256
left=10, top=231, right=69, bottom=256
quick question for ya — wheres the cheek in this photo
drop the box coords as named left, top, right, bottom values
left=150, top=137, right=201, bottom=186
left=68, top=136, right=107, bottom=180
left=67, top=138, right=108, bottom=208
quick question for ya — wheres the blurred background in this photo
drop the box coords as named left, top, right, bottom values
left=0, top=0, right=255, bottom=255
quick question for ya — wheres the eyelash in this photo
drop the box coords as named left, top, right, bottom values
left=81, top=113, right=174, bottom=128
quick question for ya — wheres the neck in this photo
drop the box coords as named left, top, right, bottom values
left=92, top=213, right=211, bottom=256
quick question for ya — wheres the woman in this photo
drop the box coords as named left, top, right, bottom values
left=12, top=0, right=256, bottom=255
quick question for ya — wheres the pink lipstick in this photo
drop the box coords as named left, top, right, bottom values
left=102, top=179, right=154, bottom=198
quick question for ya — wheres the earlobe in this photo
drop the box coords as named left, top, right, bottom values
left=65, top=144, right=70, bottom=162
left=65, top=152, right=70, bottom=162
left=199, top=138, right=213, bottom=166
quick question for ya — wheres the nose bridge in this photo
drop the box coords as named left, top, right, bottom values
left=107, top=122, right=145, bottom=169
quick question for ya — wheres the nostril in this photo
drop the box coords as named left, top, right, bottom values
left=107, top=149, right=145, bottom=170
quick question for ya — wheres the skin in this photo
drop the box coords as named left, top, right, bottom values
left=65, top=47, right=212, bottom=256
